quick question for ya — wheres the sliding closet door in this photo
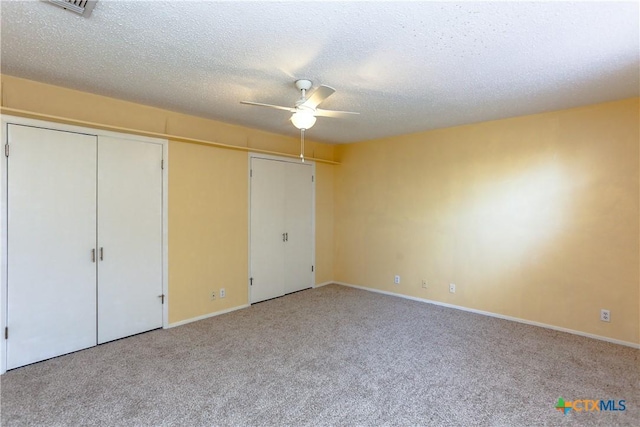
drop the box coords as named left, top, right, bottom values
left=6, top=125, right=97, bottom=369
left=250, top=158, right=286, bottom=303
left=97, top=136, right=163, bottom=344
left=283, top=162, right=313, bottom=294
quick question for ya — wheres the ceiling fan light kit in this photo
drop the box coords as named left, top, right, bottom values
left=241, top=79, right=360, bottom=162
left=290, top=110, right=316, bottom=130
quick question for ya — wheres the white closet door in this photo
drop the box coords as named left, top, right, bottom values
left=283, top=162, right=314, bottom=294
left=97, top=136, right=163, bottom=344
left=7, top=125, right=97, bottom=369
left=250, top=158, right=286, bottom=303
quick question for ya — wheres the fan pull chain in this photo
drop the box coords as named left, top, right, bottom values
left=300, top=128, right=305, bottom=163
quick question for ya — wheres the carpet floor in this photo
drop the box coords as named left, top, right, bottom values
left=1, top=284, right=638, bottom=426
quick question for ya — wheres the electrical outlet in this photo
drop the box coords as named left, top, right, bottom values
left=600, top=309, right=610, bottom=322
left=394, top=275, right=400, bottom=285
left=422, top=280, right=428, bottom=289
left=449, top=283, right=456, bottom=293
left=210, top=291, right=216, bottom=301
left=220, top=288, right=226, bottom=298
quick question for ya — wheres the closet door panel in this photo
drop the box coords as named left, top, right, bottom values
left=283, top=162, right=314, bottom=294
left=250, top=158, right=286, bottom=303
left=7, top=125, right=97, bottom=369
left=97, top=136, right=163, bottom=344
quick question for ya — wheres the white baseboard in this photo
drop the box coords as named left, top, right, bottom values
left=334, top=282, right=640, bottom=349
left=313, top=281, right=333, bottom=288
left=167, top=304, right=250, bottom=328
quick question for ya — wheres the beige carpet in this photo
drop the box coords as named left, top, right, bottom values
left=1, top=284, right=638, bottom=426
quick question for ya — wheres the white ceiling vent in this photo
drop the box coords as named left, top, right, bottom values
left=45, top=0, right=97, bottom=17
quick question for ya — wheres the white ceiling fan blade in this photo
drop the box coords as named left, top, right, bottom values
left=240, top=101, right=296, bottom=113
left=301, top=85, right=335, bottom=109
left=314, top=108, right=360, bottom=118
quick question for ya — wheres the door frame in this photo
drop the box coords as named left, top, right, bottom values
left=247, top=153, right=316, bottom=304
left=0, top=115, right=169, bottom=375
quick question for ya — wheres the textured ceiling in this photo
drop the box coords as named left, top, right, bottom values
left=1, top=1, right=638, bottom=144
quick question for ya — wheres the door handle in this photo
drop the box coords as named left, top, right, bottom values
left=100, top=247, right=104, bottom=261
left=285, top=232, right=288, bottom=242
left=91, top=248, right=96, bottom=263
left=283, top=233, right=286, bottom=242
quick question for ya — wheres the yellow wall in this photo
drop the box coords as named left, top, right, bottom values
left=0, top=75, right=335, bottom=324
left=167, top=142, right=249, bottom=321
left=3, top=75, right=637, bottom=345
left=315, top=163, right=335, bottom=284
left=334, top=98, right=639, bottom=344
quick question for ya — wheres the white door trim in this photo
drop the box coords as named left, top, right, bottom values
left=0, top=115, right=169, bottom=375
left=247, top=152, right=316, bottom=305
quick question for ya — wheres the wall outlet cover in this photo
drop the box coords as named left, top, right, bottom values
left=449, top=283, right=456, bottom=293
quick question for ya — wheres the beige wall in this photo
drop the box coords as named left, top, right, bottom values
left=334, top=98, right=640, bottom=344
left=1, top=75, right=335, bottom=324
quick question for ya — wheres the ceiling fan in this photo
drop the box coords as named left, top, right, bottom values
left=241, top=79, right=359, bottom=131
left=241, top=80, right=359, bottom=162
